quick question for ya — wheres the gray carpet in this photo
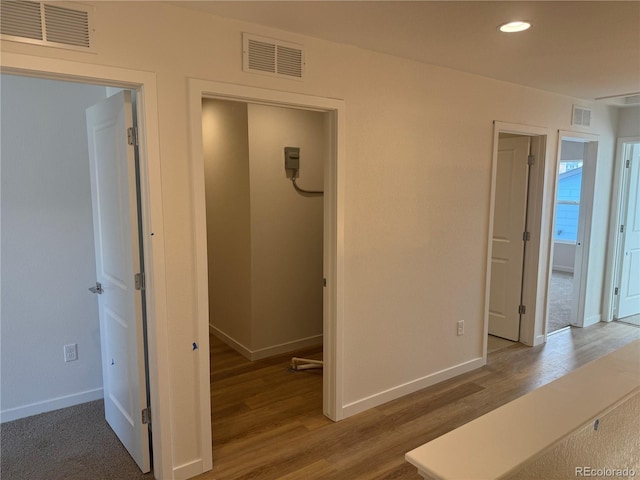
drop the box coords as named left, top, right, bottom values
left=1, top=400, right=154, bottom=480
left=548, top=270, right=573, bottom=333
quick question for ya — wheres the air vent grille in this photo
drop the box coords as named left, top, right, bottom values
left=0, top=1, right=94, bottom=52
left=247, top=39, right=276, bottom=73
left=277, top=45, right=303, bottom=78
left=44, top=3, right=90, bottom=48
left=243, top=33, right=305, bottom=80
left=572, top=105, right=592, bottom=127
left=0, top=1, right=43, bottom=40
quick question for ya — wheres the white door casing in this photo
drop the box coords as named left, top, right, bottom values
left=489, top=136, right=531, bottom=341
left=86, top=91, right=150, bottom=472
left=617, top=142, right=640, bottom=319
left=188, top=78, right=345, bottom=424
left=566, top=138, right=598, bottom=327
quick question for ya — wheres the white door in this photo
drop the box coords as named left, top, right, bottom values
left=86, top=91, right=150, bottom=472
left=489, top=136, right=531, bottom=341
left=617, top=142, right=640, bottom=320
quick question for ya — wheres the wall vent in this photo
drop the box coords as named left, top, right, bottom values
left=243, top=33, right=305, bottom=80
left=1, top=1, right=94, bottom=52
left=572, top=105, right=592, bottom=128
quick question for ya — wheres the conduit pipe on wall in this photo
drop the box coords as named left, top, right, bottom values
left=285, top=146, right=324, bottom=195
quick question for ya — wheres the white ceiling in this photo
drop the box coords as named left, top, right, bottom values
left=174, top=1, right=640, bottom=103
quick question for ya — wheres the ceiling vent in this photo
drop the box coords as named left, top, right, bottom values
left=1, top=1, right=94, bottom=52
left=243, top=33, right=304, bottom=80
left=572, top=105, right=592, bottom=128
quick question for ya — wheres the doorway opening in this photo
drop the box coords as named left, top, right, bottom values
left=1, top=73, right=152, bottom=476
left=189, top=79, right=345, bottom=468
left=485, top=122, right=549, bottom=353
left=202, top=99, right=325, bottom=362
left=609, top=139, right=640, bottom=326
left=548, top=138, right=591, bottom=333
left=202, top=98, right=327, bottom=440
left=548, top=133, right=598, bottom=333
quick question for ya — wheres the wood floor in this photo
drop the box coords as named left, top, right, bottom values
left=198, top=321, right=640, bottom=480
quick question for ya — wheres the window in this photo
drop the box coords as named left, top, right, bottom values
left=554, top=160, right=583, bottom=242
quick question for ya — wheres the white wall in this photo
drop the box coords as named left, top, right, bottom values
left=248, top=104, right=324, bottom=353
left=203, top=99, right=253, bottom=349
left=552, top=243, right=575, bottom=273
left=204, top=100, right=324, bottom=358
left=0, top=3, right=619, bottom=474
left=618, top=106, right=640, bottom=137
left=0, top=74, right=106, bottom=421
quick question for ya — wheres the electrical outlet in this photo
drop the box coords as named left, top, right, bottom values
left=64, top=343, right=78, bottom=362
left=457, top=320, right=465, bottom=336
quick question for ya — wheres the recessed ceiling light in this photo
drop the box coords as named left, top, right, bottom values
left=499, top=21, right=531, bottom=33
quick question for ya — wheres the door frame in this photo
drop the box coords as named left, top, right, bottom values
left=487, top=135, right=532, bottom=341
left=187, top=79, right=346, bottom=426
left=484, top=121, right=550, bottom=356
left=552, top=131, right=599, bottom=328
left=604, top=136, right=640, bottom=321
left=0, top=53, right=170, bottom=479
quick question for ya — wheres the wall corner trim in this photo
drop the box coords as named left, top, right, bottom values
left=172, top=459, right=205, bottom=480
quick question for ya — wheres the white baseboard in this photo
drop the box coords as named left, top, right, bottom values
left=210, top=325, right=253, bottom=360
left=584, top=314, right=602, bottom=327
left=342, top=357, right=485, bottom=418
left=173, top=459, right=205, bottom=480
left=209, top=324, right=323, bottom=361
left=0, top=387, right=104, bottom=423
left=251, top=335, right=323, bottom=360
left=533, top=334, right=547, bottom=346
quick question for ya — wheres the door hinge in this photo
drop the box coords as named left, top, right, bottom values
left=142, top=407, right=151, bottom=425
left=620, top=225, right=625, bottom=234
left=127, top=127, right=138, bottom=146
left=134, top=272, right=145, bottom=290
left=523, top=231, right=531, bottom=242
left=527, top=154, right=535, bottom=166
left=518, top=304, right=526, bottom=315
left=615, top=287, right=619, bottom=295
left=626, top=159, right=630, bottom=168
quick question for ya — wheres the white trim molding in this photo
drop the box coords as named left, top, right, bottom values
left=209, top=325, right=323, bottom=361
left=556, top=130, right=600, bottom=330
left=187, top=79, right=346, bottom=439
left=0, top=52, right=171, bottom=480
left=343, top=357, right=484, bottom=418
left=485, top=121, right=551, bottom=353
left=603, top=136, right=640, bottom=322
left=0, top=388, right=104, bottom=423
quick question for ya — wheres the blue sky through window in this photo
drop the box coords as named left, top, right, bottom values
left=554, top=164, right=582, bottom=242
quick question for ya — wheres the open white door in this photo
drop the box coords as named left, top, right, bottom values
left=86, top=91, right=151, bottom=472
left=489, top=136, right=531, bottom=341
left=616, top=142, right=640, bottom=320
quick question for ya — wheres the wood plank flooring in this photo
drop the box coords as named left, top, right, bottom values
left=198, top=321, right=640, bottom=480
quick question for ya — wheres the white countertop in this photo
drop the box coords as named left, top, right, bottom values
left=405, top=340, right=640, bottom=479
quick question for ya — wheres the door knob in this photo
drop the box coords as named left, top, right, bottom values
left=89, top=282, right=104, bottom=294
